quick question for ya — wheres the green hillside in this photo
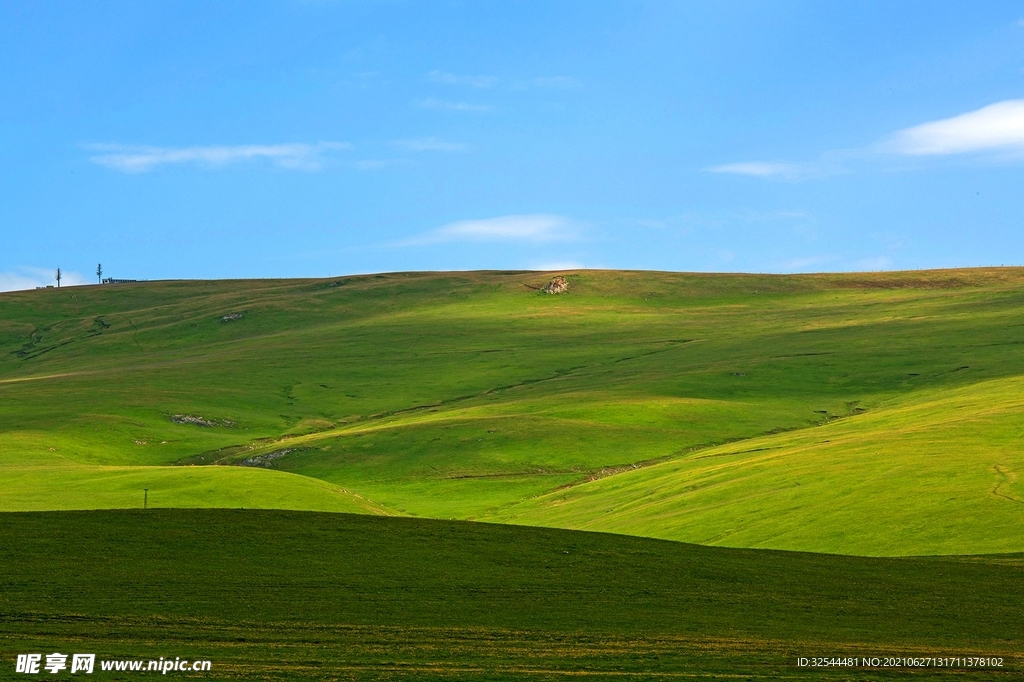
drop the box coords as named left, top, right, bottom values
left=2, top=269, right=1023, bottom=555
left=486, top=374, right=1024, bottom=555
left=1, top=510, right=1020, bottom=681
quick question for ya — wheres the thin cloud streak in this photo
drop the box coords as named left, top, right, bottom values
left=86, top=141, right=351, bottom=173
left=390, top=137, right=469, bottom=152
left=393, top=214, right=580, bottom=247
left=352, top=159, right=391, bottom=171
left=418, top=98, right=492, bottom=113
left=428, top=70, right=498, bottom=88
left=851, top=256, right=894, bottom=271
left=707, top=161, right=822, bottom=181
left=884, top=99, right=1024, bottom=156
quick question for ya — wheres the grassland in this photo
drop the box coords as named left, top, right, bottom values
left=1, top=509, right=1020, bottom=681
left=485, top=374, right=1024, bottom=555
left=2, top=269, right=1024, bottom=555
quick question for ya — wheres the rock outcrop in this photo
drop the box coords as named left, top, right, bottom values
left=542, top=276, right=569, bottom=294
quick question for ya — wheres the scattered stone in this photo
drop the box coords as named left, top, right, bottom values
left=237, top=449, right=293, bottom=468
left=171, top=414, right=216, bottom=427
left=542, top=276, right=569, bottom=294
left=170, top=414, right=235, bottom=427
left=221, top=313, right=244, bottom=322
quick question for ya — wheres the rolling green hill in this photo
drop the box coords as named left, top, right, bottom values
left=1, top=510, right=1020, bottom=680
left=2, top=269, right=1023, bottom=555
left=485, top=374, right=1024, bottom=555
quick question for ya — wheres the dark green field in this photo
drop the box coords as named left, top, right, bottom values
left=1, top=510, right=1021, bottom=680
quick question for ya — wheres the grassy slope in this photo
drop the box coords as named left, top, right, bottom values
left=2, top=269, right=1024, bottom=554
left=1, top=509, right=1021, bottom=681
left=0, top=464, right=386, bottom=514
left=486, top=375, right=1024, bottom=555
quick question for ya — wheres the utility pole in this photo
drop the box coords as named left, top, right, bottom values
left=96, top=263, right=103, bottom=284
left=56, top=268, right=62, bottom=288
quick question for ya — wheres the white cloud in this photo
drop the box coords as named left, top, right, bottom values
left=428, top=70, right=498, bottom=88
left=0, top=272, right=46, bottom=293
left=709, top=99, right=1024, bottom=182
left=0, top=267, right=90, bottom=292
left=884, top=99, right=1024, bottom=156
left=534, top=76, right=581, bottom=89
left=390, top=136, right=468, bottom=152
left=707, top=161, right=816, bottom=181
left=86, top=141, right=351, bottom=173
left=417, top=98, right=492, bottom=113
left=395, top=214, right=580, bottom=246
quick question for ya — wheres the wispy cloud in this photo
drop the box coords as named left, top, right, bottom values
left=352, top=159, right=391, bottom=171
left=709, top=99, right=1024, bottom=183
left=775, top=255, right=838, bottom=272
left=86, top=141, right=351, bottom=173
left=851, top=256, right=894, bottom=271
left=883, top=99, right=1024, bottom=156
left=0, top=267, right=90, bottom=292
left=428, top=70, right=498, bottom=88
left=390, top=136, right=469, bottom=152
left=707, top=161, right=821, bottom=181
left=534, top=76, right=581, bottom=89
left=394, top=214, right=580, bottom=246
left=769, top=254, right=895, bottom=273
left=417, top=98, right=492, bottom=113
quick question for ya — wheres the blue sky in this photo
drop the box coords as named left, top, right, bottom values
left=3, top=1, right=1024, bottom=289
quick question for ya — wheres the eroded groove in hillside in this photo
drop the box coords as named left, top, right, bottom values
left=11, top=324, right=105, bottom=362
left=500, top=407, right=872, bottom=503
left=478, top=339, right=692, bottom=396
left=692, top=445, right=783, bottom=461
left=444, top=469, right=579, bottom=480
left=178, top=339, right=694, bottom=466
left=992, top=465, right=1024, bottom=505
left=124, top=317, right=144, bottom=352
